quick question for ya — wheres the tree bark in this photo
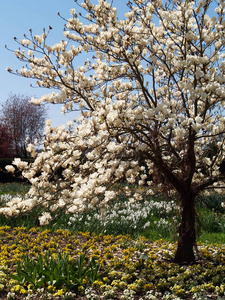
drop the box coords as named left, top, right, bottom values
left=173, top=193, right=196, bottom=265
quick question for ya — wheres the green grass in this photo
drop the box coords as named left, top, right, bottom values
left=0, top=182, right=30, bottom=196
left=197, top=232, right=225, bottom=244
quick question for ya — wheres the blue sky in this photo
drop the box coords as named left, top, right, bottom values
left=0, top=0, right=81, bottom=126
left=0, top=0, right=127, bottom=127
left=0, top=1, right=219, bottom=127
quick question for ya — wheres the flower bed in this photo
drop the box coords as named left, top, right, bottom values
left=0, top=226, right=224, bottom=299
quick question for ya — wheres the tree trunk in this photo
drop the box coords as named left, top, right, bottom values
left=173, top=193, right=196, bottom=265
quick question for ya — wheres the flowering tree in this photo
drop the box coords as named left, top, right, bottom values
left=1, top=94, right=47, bottom=157
left=0, top=123, right=14, bottom=158
left=2, top=0, right=225, bottom=264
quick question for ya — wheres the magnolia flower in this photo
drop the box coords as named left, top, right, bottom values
left=27, top=50, right=33, bottom=56
left=5, top=165, right=15, bottom=173
left=39, top=212, right=52, bottom=225
left=58, top=199, right=66, bottom=208
left=104, top=190, right=115, bottom=201
left=0, top=206, right=20, bottom=217
left=107, top=142, right=117, bottom=153
left=12, top=158, right=28, bottom=169
left=70, top=8, right=76, bottom=15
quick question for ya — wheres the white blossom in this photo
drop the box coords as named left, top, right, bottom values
left=5, top=165, right=15, bottom=173
left=39, top=212, right=52, bottom=226
left=12, top=158, right=28, bottom=169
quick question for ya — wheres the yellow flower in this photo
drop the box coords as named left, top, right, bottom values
left=171, top=284, right=186, bottom=297
left=190, top=286, right=199, bottom=293
left=127, top=283, right=140, bottom=291
left=11, top=284, right=21, bottom=292
left=47, top=285, right=56, bottom=292
left=93, top=280, right=104, bottom=287
left=215, top=284, right=225, bottom=295
left=53, top=289, right=66, bottom=296
left=143, top=283, right=154, bottom=291
left=103, top=277, right=110, bottom=283
left=118, top=281, right=127, bottom=289
left=202, top=283, right=215, bottom=292
left=78, top=285, right=84, bottom=293
left=108, top=270, right=119, bottom=279
left=20, top=288, right=27, bottom=294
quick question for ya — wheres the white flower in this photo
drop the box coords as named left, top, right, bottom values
left=104, top=190, right=115, bottom=201
left=27, top=50, right=33, bottom=56
left=215, top=40, right=222, bottom=49
left=12, top=158, right=28, bottom=169
left=39, top=212, right=52, bottom=226
left=58, top=199, right=66, bottom=208
left=67, top=120, right=73, bottom=127
left=107, top=142, right=117, bottom=153
left=70, top=8, right=76, bottom=15
left=5, top=165, right=15, bottom=173
left=45, top=119, right=52, bottom=126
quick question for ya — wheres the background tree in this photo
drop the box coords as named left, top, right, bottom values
left=2, top=0, right=225, bottom=264
left=1, top=94, right=48, bottom=158
left=0, top=123, right=14, bottom=158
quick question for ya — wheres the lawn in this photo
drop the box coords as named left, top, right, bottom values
left=0, top=183, right=224, bottom=299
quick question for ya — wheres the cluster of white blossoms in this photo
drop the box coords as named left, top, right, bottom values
left=2, top=0, right=225, bottom=225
